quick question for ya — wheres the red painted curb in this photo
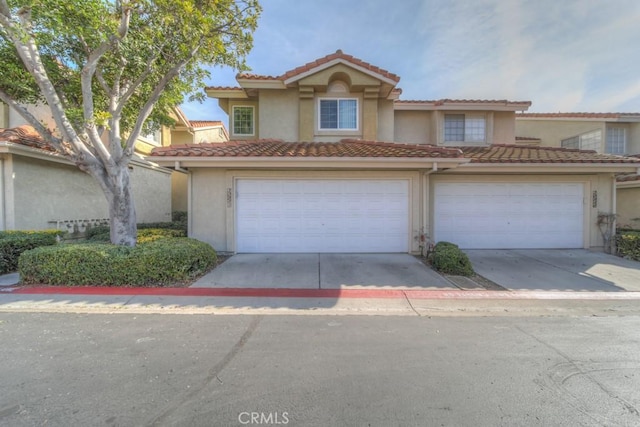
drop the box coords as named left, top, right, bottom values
left=8, top=287, right=640, bottom=300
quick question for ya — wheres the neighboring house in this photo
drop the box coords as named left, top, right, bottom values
left=515, top=113, right=640, bottom=155
left=516, top=113, right=640, bottom=229
left=148, top=50, right=640, bottom=253
left=133, top=107, right=228, bottom=212
left=0, top=103, right=173, bottom=231
left=170, top=107, right=228, bottom=145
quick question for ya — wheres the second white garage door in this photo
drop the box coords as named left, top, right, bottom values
left=434, top=182, right=585, bottom=249
left=236, top=179, right=409, bottom=253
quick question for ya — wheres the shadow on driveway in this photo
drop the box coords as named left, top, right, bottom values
left=465, top=249, right=640, bottom=292
left=191, top=253, right=456, bottom=290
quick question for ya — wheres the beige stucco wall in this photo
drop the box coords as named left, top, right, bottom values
left=189, top=169, right=423, bottom=253
left=627, top=123, right=640, bottom=155
left=3, top=155, right=171, bottom=230
left=258, top=89, right=299, bottom=141
left=8, top=156, right=108, bottom=230
left=393, top=110, right=431, bottom=144
left=515, top=119, right=606, bottom=148
left=616, top=186, right=640, bottom=228
left=171, top=128, right=227, bottom=145
left=377, top=99, right=395, bottom=141
left=171, top=170, right=188, bottom=212
left=493, top=112, right=516, bottom=144
left=189, top=169, right=228, bottom=251
left=129, top=161, right=172, bottom=224
left=8, top=104, right=56, bottom=130
left=429, top=173, right=615, bottom=250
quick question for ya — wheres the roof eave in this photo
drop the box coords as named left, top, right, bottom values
left=450, top=162, right=640, bottom=174
left=205, top=87, right=248, bottom=99
left=283, top=58, right=399, bottom=86
left=395, top=102, right=531, bottom=112
left=235, top=79, right=287, bottom=89
left=147, top=156, right=469, bottom=170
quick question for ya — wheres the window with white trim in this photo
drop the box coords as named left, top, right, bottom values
left=232, top=106, right=254, bottom=136
left=606, top=127, right=626, bottom=155
left=561, top=129, right=602, bottom=151
left=319, top=99, right=358, bottom=130
left=444, top=114, right=486, bottom=142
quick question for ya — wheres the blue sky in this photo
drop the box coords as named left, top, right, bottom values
left=181, top=0, right=640, bottom=121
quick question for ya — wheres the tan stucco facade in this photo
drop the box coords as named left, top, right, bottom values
left=515, top=119, right=606, bottom=148
left=0, top=152, right=172, bottom=231
left=185, top=166, right=618, bottom=253
left=616, top=186, right=640, bottom=228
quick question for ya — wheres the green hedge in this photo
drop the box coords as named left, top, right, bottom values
left=87, top=228, right=186, bottom=243
left=430, top=241, right=474, bottom=277
left=0, top=230, right=61, bottom=274
left=19, top=237, right=217, bottom=287
left=616, top=231, right=640, bottom=261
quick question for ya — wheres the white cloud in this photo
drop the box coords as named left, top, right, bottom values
left=182, top=0, right=640, bottom=119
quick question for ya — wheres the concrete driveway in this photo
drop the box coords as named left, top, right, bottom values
left=465, top=249, right=640, bottom=292
left=191, top=253, right=456, bottom=289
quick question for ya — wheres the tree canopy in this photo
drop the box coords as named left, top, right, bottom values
left=0, top=0, right=261, bottom=245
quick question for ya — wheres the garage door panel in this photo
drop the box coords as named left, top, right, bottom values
left=435, top=182, right=584, bottom=249
left=236, top=179, right=409, bottom=253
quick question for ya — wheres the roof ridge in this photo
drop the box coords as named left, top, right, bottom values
left=238, top=50, right=400, bottom=83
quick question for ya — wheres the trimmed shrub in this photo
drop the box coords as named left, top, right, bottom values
left=616, top=231, right=640, bottom=261
left=430, top=241, right=474, bottom=276
left=19, top=237, right=217, bottom=287
left=0, top=230, right=60, bottom=274
left=87, top=227, right=186, bottom=243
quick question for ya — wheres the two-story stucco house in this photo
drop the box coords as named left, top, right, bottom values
left=149, top=50, right=640, bottom=253
left=516, top=113, right=640, bottom=229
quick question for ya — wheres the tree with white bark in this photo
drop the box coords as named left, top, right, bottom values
left=0, top=0, right=260, bottom=245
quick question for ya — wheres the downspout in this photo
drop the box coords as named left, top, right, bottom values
left=421, top=162, right=439, bottom=253
left=612, top=173, right=617, bottom=253
left=0, top=158, right=4, bottom=231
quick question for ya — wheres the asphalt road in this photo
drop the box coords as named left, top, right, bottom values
left=1, top=313, right=639, bottom=427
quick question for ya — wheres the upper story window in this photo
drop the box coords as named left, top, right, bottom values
left=444, top=114, right=486, bottom=142
left=232, top=105, right=254, bottom=136
left=561, top=129, right=602, bottom=151
left=606, top=127, right=626, bottom=155
left=319, top=98, right=358, bottom=130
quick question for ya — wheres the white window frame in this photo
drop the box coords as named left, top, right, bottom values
left=606, top=126, right=626, bottom=155
left=317, top=98, right=359, bottom=131
left=232, top=105, right=255, bottom=137
left=443, top=113, right=486, bottom=143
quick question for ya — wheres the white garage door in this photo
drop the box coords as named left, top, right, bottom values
left=236, top=179, right=409, bottom=253
left=434, top=183, right=584, bottom=249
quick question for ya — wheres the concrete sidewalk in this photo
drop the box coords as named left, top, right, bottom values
left=3, top=286, right=640, bottom=317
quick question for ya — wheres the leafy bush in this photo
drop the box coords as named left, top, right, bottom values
left=87, top=227, right=186, bottom=243
left=616, top=231, right=640, bottom=261
left=19, top=237, right=217, bottom=287
left=0, top=230, right=61, bottom=274
left=430, top=241, right=474, bottom=276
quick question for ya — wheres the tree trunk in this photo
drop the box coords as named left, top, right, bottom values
left=99, top=166, right=137, bottom=246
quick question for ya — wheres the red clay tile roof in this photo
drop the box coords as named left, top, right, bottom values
left=455, top=144, right=640, bottom=164
left=0, top=125, right=56, bottom=152
left=236, top=50, right=401, bottom=83
left=189, top=120, right=223, bottom=128
left=204, top=86, right=244, bottom=91
left=517, top=112, right=640, bottom=119
left=396, top=99, right=531, bottom=106
left=151, top=139, right=463, bottom=158
left=617, top=174, right=640, bottom=183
